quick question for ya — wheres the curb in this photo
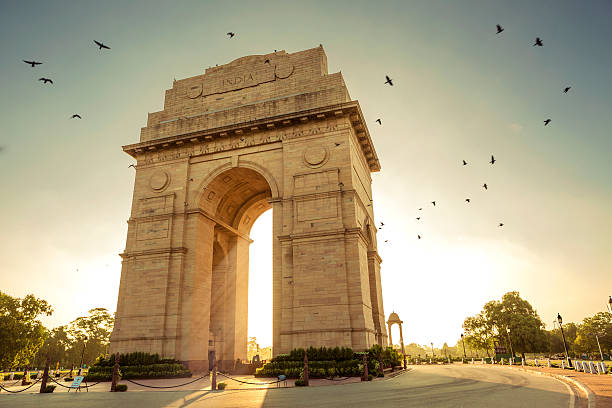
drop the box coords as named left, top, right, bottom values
left=512, top=367, right=596, bottom=408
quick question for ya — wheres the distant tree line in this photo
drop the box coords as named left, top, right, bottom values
left=0, top=291, right=114, bottom=369
left=462, top=291, right=612, bottom=359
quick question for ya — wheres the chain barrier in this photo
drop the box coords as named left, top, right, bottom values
left=48, top=376, right=102, bottom=389
left=217, top=372, right=283, bottom=386
left=125, top=375, right=207, bottom=389
left=0, top=379, right=41, bottom=393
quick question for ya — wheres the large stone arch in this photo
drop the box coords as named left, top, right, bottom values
left=110, top=46, right=388, bottom=372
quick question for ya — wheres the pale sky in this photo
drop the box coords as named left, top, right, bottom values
left=1, top=0, right=611, bottom=349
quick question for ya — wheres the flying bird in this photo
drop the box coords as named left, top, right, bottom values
left=70, top=114, right=82, bottom=119
left=128, top=164, right=136, bottom=169
left=462, top=160, right=468, bottom=166
left=38, top=77, right=53, bottom=84
left=94, top=40, right=110, bottom=50
left=431, top=201, right=436, bottom=206
left=264, top=59, right=270, bottom=64
left=418, top=208, right=422, bottom=211
left=380, top=222, right=384, bottom=227
left=227, top=32, right=235, bottom=38
left=533, top=37, right=543, bottom=47
left=384, top=75, right=393, bottom=86
left=483, top=183, right=488, bottom=190
left=23, top=59, right=42, bottom=67
left=384, top=240, right=389, bottom=243
left=416, top=217, right=421, bottom=220
left=489, top=155, right=496, bottom=165
left=544, top=119, right=551, bottom=126
left=465, top=198, right=470, bottom=203
left=563, top=86, right=571, bottom=93
left=499, top=223, right=504, bottom=227
left=417, top=235, right=422, bottom=240
left=334, top=142, right=341, bottom=147
left=375, top=118, right=382, bottom=125
left=496, top=24, right=504, bottom=34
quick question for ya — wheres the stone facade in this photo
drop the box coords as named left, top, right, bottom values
left=110, top=46, right=387, bottom=372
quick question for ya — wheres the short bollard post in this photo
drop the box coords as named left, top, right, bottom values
left=481, top=358, right=484, bottom=364
left=521, top=357, right=525, bottom=367
left=110, top=352, right=120, bottom=392
left=211, top=351, right=217, bottom=390
left=379, top=352, right=384, bottom=377
left=509, top=357, right=513, bottom=366
left=303, top=352, right=309, bottom=386
left=547, top=358, right=551, bottom=367
left=69, top=363, right=74, bottom=379
left=21, top=365, right=30, bottom=386
left=39, top=356, right=50, bottom=393
left=362, top=353, right=368, bottom=381
left=403, top=354, right=407, bottom=370
left=561, top=360, right=566, bottom=369
left=534, top=358, right=538, bottom=366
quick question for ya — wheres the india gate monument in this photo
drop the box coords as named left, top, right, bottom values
left=110, top=46, right=387, bottom=371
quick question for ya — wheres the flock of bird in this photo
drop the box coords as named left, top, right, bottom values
left=20, top=28, right=572, bottom=243
left=22, top=40, right=112, bottom=120
left=376, top=25, right=573, bottom=241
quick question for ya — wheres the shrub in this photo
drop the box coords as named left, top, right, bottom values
left=115, top=384, right=128, bottom=392
left=217, top=382, right=227, bottom=390
left=294, top=379, right=306, bottom=386
left=368, top=374, right=373, bottom=381
left=42, top=385, right=56, bottom=393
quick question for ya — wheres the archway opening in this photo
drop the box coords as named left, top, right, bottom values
left=197, top=166, right=274, bottom=370
left=247, top=209, right=273, bottom=361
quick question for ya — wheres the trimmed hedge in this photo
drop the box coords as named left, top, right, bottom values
left=85, top=363, right=191, bottom=381
left=95, top=352, right=181, bottom=367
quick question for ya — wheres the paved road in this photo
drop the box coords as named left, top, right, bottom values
left=0, top=365, right=576, bottom=407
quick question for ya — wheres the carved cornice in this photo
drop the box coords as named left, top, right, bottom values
left=123, top=101, right=380, bottom=172
left=120, top=246, right=188, bottom=258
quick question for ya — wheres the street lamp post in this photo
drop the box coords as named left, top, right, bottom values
left=506, top=327, right=514, bottom=360
left=78, top=336, right=88, bottom=376
left=557, top=314, right=572, bottom=368
left=460, top=334, right=467, bottom=360
left=431, top=342, right=434, bottom=359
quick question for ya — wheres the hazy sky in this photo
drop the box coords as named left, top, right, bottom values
left=1, top=0, right=611, bottom=349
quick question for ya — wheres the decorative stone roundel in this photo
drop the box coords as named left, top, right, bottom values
left=150, top=170, right=170, bottom=191
left=303, top=146, right=328, bottom=168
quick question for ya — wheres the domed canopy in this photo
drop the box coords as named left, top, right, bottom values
left=387, top=312, right=402, bottom=324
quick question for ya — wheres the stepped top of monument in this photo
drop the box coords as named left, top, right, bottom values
left=125, top=46, right=380, bottom=172
left=140, top=46, right=351, bottom=141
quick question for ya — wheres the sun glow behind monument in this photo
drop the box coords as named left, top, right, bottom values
left=247, top=210, right=273, bottom=348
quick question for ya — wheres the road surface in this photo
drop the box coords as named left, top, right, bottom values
left=0, top=365, right=578, bottom=407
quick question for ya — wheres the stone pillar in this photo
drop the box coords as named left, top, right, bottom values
left=387, top=323, right=393, bottom=347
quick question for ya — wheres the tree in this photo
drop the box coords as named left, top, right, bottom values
left=463, top=314, right=494, bottom=357
left=247, top=336, right=260, bottom=361
left=574, top=312, right=612, bottom=357
left=463, top=292, right=548, bottom=358
left=0, top=291, right=53, bottom=368
left=33, top=326, right=72, bottom=367
left=66, top=308, right=114, bottom=366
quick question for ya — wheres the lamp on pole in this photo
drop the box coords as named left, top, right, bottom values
left=431, top=342, right=435, bottom=358
left=78, top=336, right=88, bottom=375
left=460, top=333, right=467, bottom=359
left=557, top=314, right=572, bottom=368
left=506, top=327, right=514, bottom=358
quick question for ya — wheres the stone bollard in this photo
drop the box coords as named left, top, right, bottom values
left=481, top=358, right=484, bottom=364
left=39, top=356, right=50, bottom=393
left=211, top=351, right=217, bottom=390
left=535, top=358, right=538, bottom=367
left=521, top=357, right=525, bottom=367
left=9, top=371, right=14, bottom=381
left=547, top=358, right=551, bottom=368
left=21, top=365, right=30, bottom=386
left=471, top=358, right=474, bottom=364
left=561, top=360, right=566, bottom=369
left=589, top=361, right=597, bottom=374
left=509, top=357, right=513, bottom=366
left=362, top=353, right=368, bottom=381
left=110, top=353, right=120, bottom=392
left=303, top=353, right=309, bottom=386
left=574, top=361, right=580, bottom=372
